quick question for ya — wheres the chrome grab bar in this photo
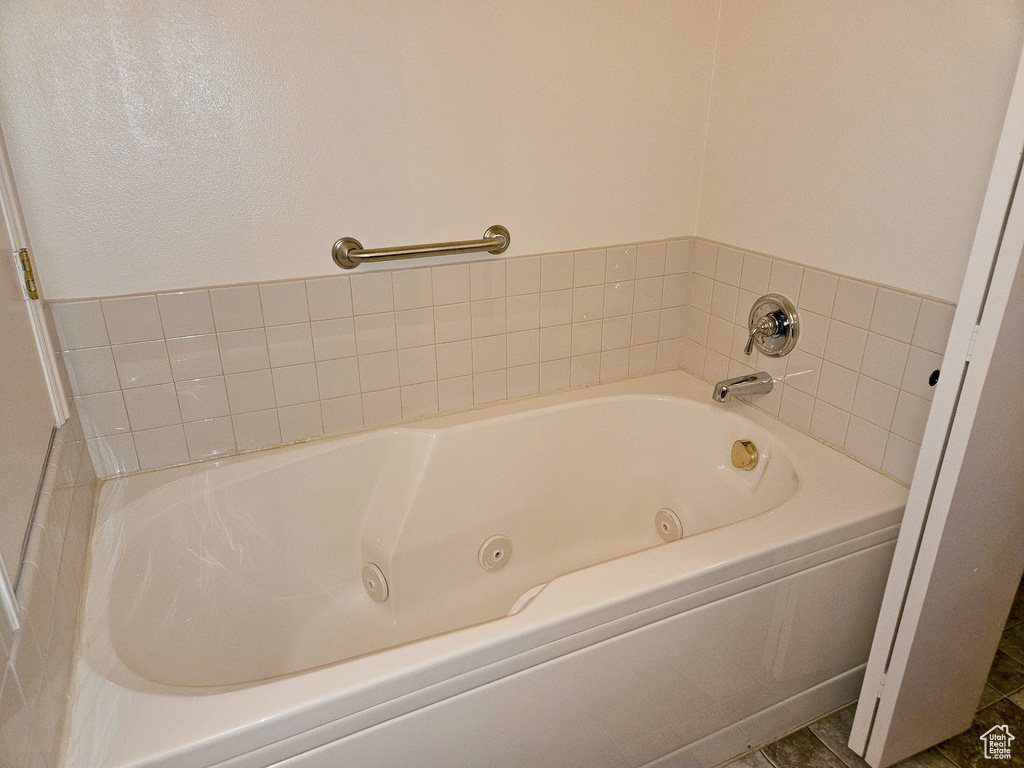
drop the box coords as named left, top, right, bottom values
left=332, top=225, right=510, bottom=269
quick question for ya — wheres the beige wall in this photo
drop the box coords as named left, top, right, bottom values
left=2, top=3, right=1023, bottom=303
left=698, top=1, right=1024, bottom=303
left=0, top=1, right=718, bottom=298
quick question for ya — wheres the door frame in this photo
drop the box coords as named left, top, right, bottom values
left=0, top=120, right=67, bottom=631
left=0, top=121, right=68, bottom=425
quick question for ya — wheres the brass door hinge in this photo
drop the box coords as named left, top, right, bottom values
left=18, top=248, right=38, bottom=300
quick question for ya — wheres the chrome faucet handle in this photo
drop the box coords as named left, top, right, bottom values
left=744, top=315, right=780, bottom=355
left=745, top=294, right=800, bottom=358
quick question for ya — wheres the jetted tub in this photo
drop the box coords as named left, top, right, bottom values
left=67, top=371, right=907, bottom=768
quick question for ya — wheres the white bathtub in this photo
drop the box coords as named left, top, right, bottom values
left=67, top=371, right=907, bottom=768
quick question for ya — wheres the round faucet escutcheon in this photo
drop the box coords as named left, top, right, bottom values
left=747, top=294, right=800, bottom=357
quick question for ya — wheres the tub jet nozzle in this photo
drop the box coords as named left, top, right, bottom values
left=362, top=563, right=389, bottom=602
left=479, top=535, right=513, bottom=571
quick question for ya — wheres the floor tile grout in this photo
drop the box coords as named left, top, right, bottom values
left=814, top=731, right=858, bottom=768
left=934, top=744, right=960, bottom=767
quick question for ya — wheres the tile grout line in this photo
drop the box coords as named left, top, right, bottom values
left=805, top=727, right=857, bottom=768
left=67, top=238, right=942, bottom=480
left=693, top=237, right=956, bottom=307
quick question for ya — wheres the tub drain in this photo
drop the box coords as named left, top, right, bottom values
left=479, top=535, right=513, bottom=572
left=362, top=563, right=389, bottom=602
left=656, top=508, right=683, bottom=542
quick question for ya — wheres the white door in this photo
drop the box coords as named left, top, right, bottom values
left=0, top=121, right=63, bottom=601
left=849, top=47, right=1024, bottom=767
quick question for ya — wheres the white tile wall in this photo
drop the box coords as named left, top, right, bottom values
left=53, top=238, right=693, bottom=478
left=53, top=237, right=953, bottom=486
left=681, top=240, right=955, bottom=485
left=0, top=405, right=97, bottom=768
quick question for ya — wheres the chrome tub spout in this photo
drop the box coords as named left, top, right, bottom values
left=712, top=371, right=774, bottom=403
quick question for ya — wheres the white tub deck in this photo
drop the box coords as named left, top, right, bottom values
left=66, top=371, right=907, bottom=768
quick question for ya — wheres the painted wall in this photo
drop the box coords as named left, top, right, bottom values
left=2, top=3, right=1023, bottom=303
left=0, top=1, right=719, bottom=298
left=698, top=1, right=1024, bottom=303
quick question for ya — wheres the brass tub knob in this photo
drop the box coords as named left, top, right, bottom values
left=731, top=440, right=758, bottom=471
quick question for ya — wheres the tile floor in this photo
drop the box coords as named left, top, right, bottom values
left=722, top=580, right=1024, bottom=768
